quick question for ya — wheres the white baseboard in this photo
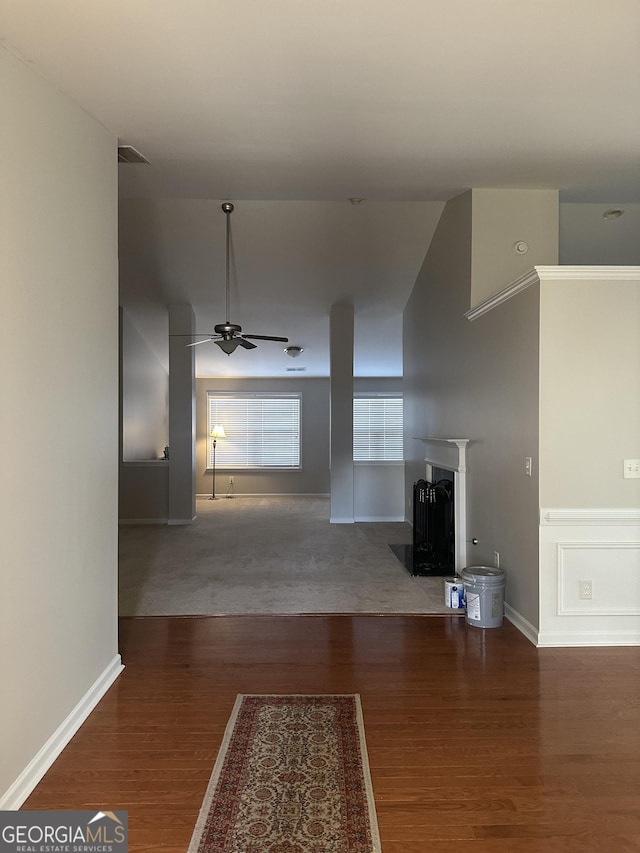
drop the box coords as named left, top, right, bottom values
left=330, top=517, right=355, bottom=524
left=536, top=630, right=640, bottom=648
left=354, top=516, right=405, bottom=522
left=0, top=655, right=124, bottom=810
left=168, top=516, right=197, bottom=525
left=505, top=603, right=539, bottom=647
left=196, top=493, right=330, bottom=498
left=119, top=518, right=168, bottom=526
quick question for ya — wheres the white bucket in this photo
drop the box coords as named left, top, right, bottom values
left=444, top=577, right=465, bottom=609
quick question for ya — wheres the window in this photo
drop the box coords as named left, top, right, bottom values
left=207, top=393, right=301, bottom=469
left=353, top=397, right=403, bottom=461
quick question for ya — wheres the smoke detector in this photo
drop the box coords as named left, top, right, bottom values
left=284, top=346, right=304, bottom=358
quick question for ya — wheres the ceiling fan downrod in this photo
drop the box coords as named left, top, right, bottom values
left=186, top=201, right=288, bottom=355
left=221, top=202, right=234, bottom=326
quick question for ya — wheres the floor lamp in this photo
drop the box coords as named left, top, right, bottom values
left=210, top=424, right=226, bottom=499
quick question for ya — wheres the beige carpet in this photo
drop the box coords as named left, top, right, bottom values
left=119, top=496, right=460, bottom=616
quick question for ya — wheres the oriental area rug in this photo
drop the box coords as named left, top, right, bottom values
left=188, top=694, right=382, bottom=853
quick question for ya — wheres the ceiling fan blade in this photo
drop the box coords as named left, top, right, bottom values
left=185, top=338, right=216, bottom=347
left=243, top=334, right=289, bottom=342
left=237, top=338, right=258, bottom=349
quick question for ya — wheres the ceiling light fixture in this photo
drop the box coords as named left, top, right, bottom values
left=284, top=345, right=304, bottom=358
left=602, top=208, right=624, bottom=220
left=173, top=204, right=289, bottom=354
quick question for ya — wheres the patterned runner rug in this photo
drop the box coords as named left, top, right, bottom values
left=188, top=694, right=381, bottom=853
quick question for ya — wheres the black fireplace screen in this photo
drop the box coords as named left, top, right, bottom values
left=412, top=477, right=454, bottom=573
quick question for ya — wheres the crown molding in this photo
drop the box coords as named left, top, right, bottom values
left=466, top=265, right=640, bottom=321
left=534, top=265, right=640, bottom=280
left=465, top=269, right=539, bottom=321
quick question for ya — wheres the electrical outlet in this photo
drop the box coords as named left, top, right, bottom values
left=229, top=476, right=234, bottom=484
left=579, top=579, right=593, bottom=600
left=525, top=456, right=532, bottom=477
left=493, top=551, right=500, bottom=569
left=623, top=459, right=640, bottom=478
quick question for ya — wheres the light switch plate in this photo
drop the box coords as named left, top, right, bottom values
left=624, top=459, right=640, bottom=478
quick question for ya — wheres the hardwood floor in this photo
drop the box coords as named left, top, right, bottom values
left=25, top=616, right=640, bottom=852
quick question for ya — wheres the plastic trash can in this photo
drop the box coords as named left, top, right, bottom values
left=461, top=566, right=505, bottom=628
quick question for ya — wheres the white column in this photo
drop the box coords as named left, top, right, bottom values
left=168, top=304, right=196, bottom=524
left=329, top=303, right=354, bottom=523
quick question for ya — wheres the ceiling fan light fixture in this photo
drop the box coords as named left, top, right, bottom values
left=285, top=345, right=304, bottom=357
left=216, top=338, right=242, bottom=355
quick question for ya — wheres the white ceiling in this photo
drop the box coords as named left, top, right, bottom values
left=2, top=1, right=639, bottom=375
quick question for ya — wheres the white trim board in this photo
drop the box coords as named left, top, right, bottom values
left=466, top=265, right=640, bottom=321
left=541, top=508, right=640, bottom=525
left=536, top=630, right=640, bottom=648
left=0, top=655, right=124, bottom=810
left=505, top=604, right=539, bottom=647
left=119, top=518, right=169, bottom=526
left=354, top=516, right=405, bottom=523
left=196, top=493, right=331, bottom=498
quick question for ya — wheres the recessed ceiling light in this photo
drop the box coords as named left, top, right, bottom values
left=602, top=208, right=624, bottom=220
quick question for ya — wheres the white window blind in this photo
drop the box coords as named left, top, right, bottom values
left=353, top=397, right=403, bottom=461
left=208, top=394, right=301, bottom=469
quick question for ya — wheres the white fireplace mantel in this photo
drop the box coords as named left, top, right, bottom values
left=415, top=437, right=470, bottom=573
left=415, top=437, right=470, bottom=473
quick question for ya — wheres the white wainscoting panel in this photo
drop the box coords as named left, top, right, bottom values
left=539, top=508, right=640, bottom=647
left=557, top=542, right=640, bottom=615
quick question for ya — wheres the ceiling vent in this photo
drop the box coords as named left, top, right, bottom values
left=117, top=145, right=150, bottom=164
left=286, top=367, right=307, bottom=372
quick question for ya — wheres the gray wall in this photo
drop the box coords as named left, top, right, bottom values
left=193, top=375, right=405, bottom=519
left=195, top=377, right=331, bottom=495
left=1, top=45, right=119, bottom=801
left=120, top=308, right=168, bottom=460
left=540, top=276, right=640, bottom=508
left=471, top=188, right=559, bottom=306
left=403, top=191, right=541, bottom=627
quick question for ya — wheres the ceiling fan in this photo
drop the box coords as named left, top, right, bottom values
left=182, top=202, right=289, bottom=355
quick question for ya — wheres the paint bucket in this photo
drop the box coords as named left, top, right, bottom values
left=444, top=577, right=465, bottom=609
left=461, top=566, right=505, bottom=628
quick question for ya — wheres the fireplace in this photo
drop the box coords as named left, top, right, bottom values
left=390, top=437, right=469, bottom=577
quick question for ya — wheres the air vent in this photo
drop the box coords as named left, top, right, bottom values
left=286, top=367, right=307, bottom=372
left=117, top=145, right=150, bottom=164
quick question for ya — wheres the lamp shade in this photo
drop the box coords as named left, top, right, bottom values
left=211, top=424, right=226, bottom=439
